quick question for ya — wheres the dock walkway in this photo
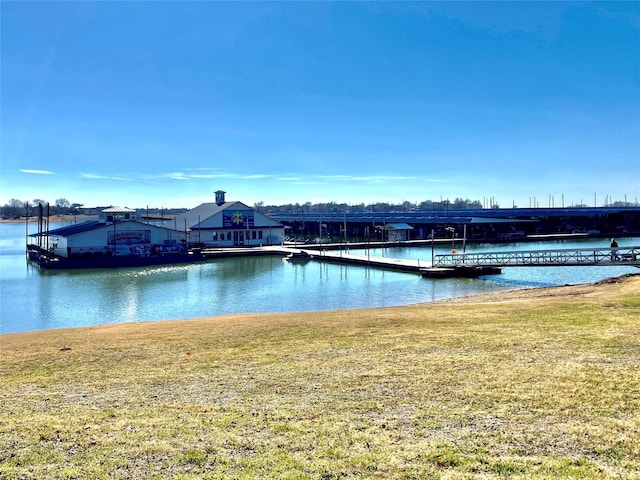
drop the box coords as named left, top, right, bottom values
left=200, top=245, right=640, bottom=279
left=433, top=246, right=640, bottom=268
left=260, top=246, right=500, bottom=278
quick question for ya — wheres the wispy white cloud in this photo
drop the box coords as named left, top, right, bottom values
left=77, top=170, right=446, bottom=191
left=309, top=174, right=420, bottom=183
left=290, top=181, right=324, bottom=185
left=20, top=169, right=55, bottom=175
left=164, top=172, right=190, bottom=180
left=81, top=173, right=133, bottom=182
left=278, top=176, right=303, bottom=181
left=81, top=173, right=108, bottom=179
left=350, top=175, right=417, bottom=183
left=184, top=167, right=225, bottom=172
left=160, top=171, right=276, bottom=181
left=189, top=173, right=233, bottom=179
left=315, top=175, right=353, bottom=180
left=240, top=174, right=275, bottom=179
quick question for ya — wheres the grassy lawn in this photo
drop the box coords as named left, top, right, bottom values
left=1, top=275, right=639, bottom=479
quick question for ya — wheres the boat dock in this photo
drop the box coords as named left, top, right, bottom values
left=202, top=246, right=501, bottom=278
left=201, top=244, right=640, bottom=278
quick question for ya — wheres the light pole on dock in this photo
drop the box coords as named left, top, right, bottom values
left=446, top=226, right=456, bottom=253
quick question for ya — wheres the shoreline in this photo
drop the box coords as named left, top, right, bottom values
left=3, top=272, right=638, bottom=339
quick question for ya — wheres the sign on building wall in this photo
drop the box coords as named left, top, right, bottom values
left=108, top=230, right=151, bottom=245
left=223, top=210, right=254, bottom=228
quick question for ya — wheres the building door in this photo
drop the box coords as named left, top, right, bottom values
left=233, top=231, right=244, bottom=246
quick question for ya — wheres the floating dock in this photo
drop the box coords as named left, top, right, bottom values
left=420, top=266, right=503, bottom=278
left=253, top=247, right=502, bottom=278
left=201, top=244, right=640, bottom=278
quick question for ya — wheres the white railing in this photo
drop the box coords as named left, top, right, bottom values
left=434, top=246, right=640, bottom=268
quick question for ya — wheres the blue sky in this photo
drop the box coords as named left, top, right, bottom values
left=2, top=1, right=639, bottom=209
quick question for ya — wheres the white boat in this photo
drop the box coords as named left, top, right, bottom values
left=284, top=251, right=312, bottom=262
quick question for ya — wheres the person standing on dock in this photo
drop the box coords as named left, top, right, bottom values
left=610, top=238, right=619, bottom=261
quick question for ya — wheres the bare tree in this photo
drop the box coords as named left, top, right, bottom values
left=2, top=199, right=25, bottom=218
left=55, top=198, right=71, bottom=215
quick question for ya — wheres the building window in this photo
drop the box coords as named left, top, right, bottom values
left=226, top=232, right=231, bottom=241
left=258, top=231, right=263, bottom=239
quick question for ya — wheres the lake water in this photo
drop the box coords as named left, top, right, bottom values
left=1, top=222, right=638, bottom=334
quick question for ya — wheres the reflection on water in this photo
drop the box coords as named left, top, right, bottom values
left=1, top=222, right=638, bottom=334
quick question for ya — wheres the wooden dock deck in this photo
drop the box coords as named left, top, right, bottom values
left=204, top=246, right=502, bottom=278
left=202, top=244, right=640, bottom=278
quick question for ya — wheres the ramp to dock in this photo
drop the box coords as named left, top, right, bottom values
left=433, top=246, right=640, bottom=268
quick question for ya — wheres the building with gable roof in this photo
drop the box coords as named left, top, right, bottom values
left=27, top=205, right=202, bottom=268
left=172, top=190, right=285, bottom=247
left=30, top=206, right=189, bottom=259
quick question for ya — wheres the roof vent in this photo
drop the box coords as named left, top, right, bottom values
left=215, top=190, right=226, bottom=206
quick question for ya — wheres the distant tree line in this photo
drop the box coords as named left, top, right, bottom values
left=3, top=196, right=637, bottom=220
left=1, top=198, right=82, bottom=219
left=253, top=197, right=639, bottom=215
left=0, top=199, right=191, bottom=219
left=254, top=198, right=485, bottom=215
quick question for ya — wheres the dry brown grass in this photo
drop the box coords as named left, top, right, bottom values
left=1, top=275, right=639, bottom=479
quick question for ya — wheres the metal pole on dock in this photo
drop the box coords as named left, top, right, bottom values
left=446, top=226, right=455, bottom=253
left=343, top=212, right=347, bottom=245
left=25, top=202, right=29, bottom=252
left=463, top=224, right=467, bottom=253
left=38, top=203, right=43, bottom=248
left=431, top=229, right=435, bottom=266
left=46, top=203, right=50, bottom=251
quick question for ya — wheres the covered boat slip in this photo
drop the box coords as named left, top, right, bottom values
left=29, top=220, right=187, bottom=257
left=27, top=206, right=197, bottom=268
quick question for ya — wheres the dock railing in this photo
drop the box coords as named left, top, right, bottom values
left=433, top=246, right=640, bottom=268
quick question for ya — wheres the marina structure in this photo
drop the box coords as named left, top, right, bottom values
left=23, top=191, right=639, bottom=276
left=27, top=206, right=202, bottom=269
left=269, top=205, right=640, bottom=243
left=26, top=191, right=285, bottom=269
left=171, top=190, right=285, bottom=247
